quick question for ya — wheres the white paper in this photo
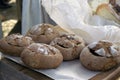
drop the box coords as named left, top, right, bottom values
left=42, top=0, right=120, bottom=44
left=5, top=55, right=99, bottom=80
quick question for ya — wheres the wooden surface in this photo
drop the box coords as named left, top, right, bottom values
left=1, top=57, right=120, bottom=80
left=0, top=58, right=53, bottom=80
left=90, top=66, right=120, bottom=80
left=0, top=61, right=34, bottom=80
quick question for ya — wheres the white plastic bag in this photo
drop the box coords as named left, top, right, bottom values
left=42, top=0, right=120, bottom=44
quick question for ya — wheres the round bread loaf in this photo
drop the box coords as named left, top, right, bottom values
left=21, top=43, right=63, bottom=69
left=26, top=23, right=68, bottom=44
left=0, top=34, right=34, bottom=56
left=50, top=34, right=85, bottom=60
left=80, top=40, right=120, bottom=71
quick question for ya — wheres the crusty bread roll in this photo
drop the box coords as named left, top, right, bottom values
left=0, top=34, right=34, bottom=56
left=80, top=40, right=120, bottom=71
left=21, top=43, right=63, bottom=69
left=96, top=3, right=120, bottom=24
left=88, top=0, right=109, bottom=13
left=26, top=23, right=68, bottom=44
left=50, top=34, right=85, bottom=60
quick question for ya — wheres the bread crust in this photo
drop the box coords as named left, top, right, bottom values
left=26, top=24, right=68, bottom=44
left=21, top=43, right=63, bottom=69
left=96, top=3, right=120, bottom=24
left=50, top=34, right=85, bottom=60
left=0, top=34, right=33, bottom=56
left=96, top=4, right=111, bottom=13
left=80, top=41, right=120, bottom=71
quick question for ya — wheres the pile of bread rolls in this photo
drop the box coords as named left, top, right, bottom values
left=0, top=23, right=120, bottom=71
left=0, top=23, right=85, bottom=69
left=89, top=0, right=120, bottom=24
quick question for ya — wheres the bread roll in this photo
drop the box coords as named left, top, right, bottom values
left=0, top=34, right=34, bottom=56
left=80, top=40, right=120, bottom=71
left=95, top=0, right=120, bottom=24
left=26, top=23, right=68, bottom=44
left=50, top=34, right=85, bottom=60
left=21, top=43, right=63, bottom=69
left=88, top=0, right=109, bottom=12
left=96, top=3, right=120, bottom=24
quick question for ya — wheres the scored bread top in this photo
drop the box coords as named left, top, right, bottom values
left=27, top=43, right=60, bottom=55
left=88, top=40, right=119, bottom=57
left=50, top=34, right=84, bottom=48
left=28, top=24, right=54, bottom=35
left=5, top=34, right=33, bottom=47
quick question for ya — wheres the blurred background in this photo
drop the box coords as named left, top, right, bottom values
left=0, top=0, right=21, bottom=37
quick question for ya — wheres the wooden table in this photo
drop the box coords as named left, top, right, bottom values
left=1, top=57, right=120, bottom=80
left=0, top=58, right=52, bottom=80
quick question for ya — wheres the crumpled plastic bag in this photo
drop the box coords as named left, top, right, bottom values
left=42, top=0, right=120, bottom=44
